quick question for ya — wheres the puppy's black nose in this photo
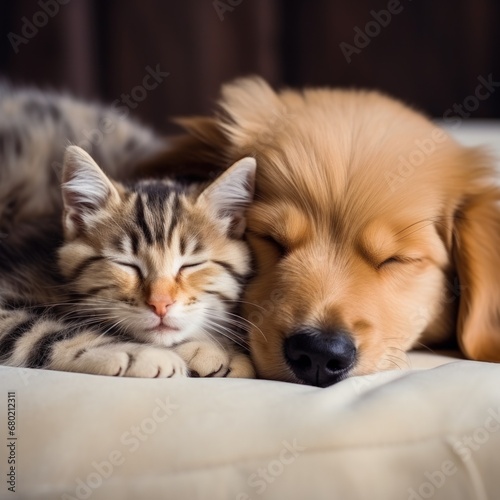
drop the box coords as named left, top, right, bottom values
left=284, top=328, right=356, bottom=387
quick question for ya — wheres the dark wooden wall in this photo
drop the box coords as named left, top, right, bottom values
left=1, top=0, right=499, bottom=133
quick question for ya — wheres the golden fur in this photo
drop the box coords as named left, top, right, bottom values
left=146, top=77, right=500, bottom=384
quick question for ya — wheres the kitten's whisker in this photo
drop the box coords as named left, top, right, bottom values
left=219, top=311, right=259, bottom=328
left=204, top=315, right=250, bottom=332
left=203, top=314, right=252, bottom=339
left=215, top=299, right=267, bottom=311
left=205, top=309, right=267, bottom=341
left=197, top=326, right=226, bottom=351
left=202, top=320, right=250, bottom=350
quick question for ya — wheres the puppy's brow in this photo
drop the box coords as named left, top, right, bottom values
left=249, top=202, right=310, bottom=246
left=394, top=219, right=439, bottom=240
left=358, top=223, right=396, bottom=262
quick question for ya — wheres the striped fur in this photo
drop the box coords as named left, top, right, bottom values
left=0, top=83, right=164, bottom=236
left=0, top=87, right=256, bottom=378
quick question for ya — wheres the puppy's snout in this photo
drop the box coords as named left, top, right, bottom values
left=284, top=328, right=356, bottom=387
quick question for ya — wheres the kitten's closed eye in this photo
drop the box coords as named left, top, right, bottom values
left=180, top=262, right=206, bottom=272
left=114, top=261, right=144, bottom=279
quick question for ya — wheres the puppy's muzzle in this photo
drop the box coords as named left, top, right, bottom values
left=284, top=328, right=356, bottom=387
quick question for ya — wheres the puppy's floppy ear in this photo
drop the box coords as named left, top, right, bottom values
left=453, top=151, right=500, bottom=361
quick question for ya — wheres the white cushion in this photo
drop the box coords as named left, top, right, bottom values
left=1, top=351, right=500, bottom=500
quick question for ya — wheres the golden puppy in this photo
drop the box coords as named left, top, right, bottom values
left=145, top=77, right=500, bottom=386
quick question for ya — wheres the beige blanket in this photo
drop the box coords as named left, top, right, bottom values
left=1, top=351, right=499, bottom=500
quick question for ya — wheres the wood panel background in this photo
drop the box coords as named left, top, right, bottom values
left=1, top=0, right=499, bottom=133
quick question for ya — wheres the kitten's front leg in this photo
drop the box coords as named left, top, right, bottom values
left=174, top=340, right=256, bottom=379
left=49, top=332, right=188, bottom=378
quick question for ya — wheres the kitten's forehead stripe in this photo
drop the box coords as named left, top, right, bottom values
left=112, top=235, right=123, bottom=253
left=134, top=194, right=154, bottom=245
left=179, top=234, right=187, bottom=256
left=144, top=185, right=168, bottom=210
left=130, top=230, right=140, bottom=255
left=153, top=199, right=166, bottom=244
left=166, top=195, right=181, bottom=247
left=193, top=241, right=204, bottom=254
left=129, top=184, right=188, bottom=248
left=133, top=180, right=173, bottom=201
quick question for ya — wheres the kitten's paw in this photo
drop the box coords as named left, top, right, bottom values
left=123, top=345, right=187, bottom=378
left=226, top=352, right=256, bottom=379
left=175, top=341, right=232, bottom=377
left=175, top=341, right=256, bottom=379
left=57, top=343, right=188, bottom=378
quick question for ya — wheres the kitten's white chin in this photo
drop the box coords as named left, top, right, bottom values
left=146, top=324, right=180, bottom=333
left=126, top=312, right=210, bottom=347
left=141, top=329, right=189, bottom=348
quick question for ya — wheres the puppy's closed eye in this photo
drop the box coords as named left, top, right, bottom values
left=377, top=256, right=402, bottom=269
left=251, top=232, right=288, bottom=258
left=377, top=256, right=423, bottom=270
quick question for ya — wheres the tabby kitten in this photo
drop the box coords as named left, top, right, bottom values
left=0, top=86, right=256, bottom=378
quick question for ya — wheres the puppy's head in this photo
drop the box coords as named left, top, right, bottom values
left=148, top=77, right=500, bottom=386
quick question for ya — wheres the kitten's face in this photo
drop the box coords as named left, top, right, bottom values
left=58, top=146, right=255, bottom=347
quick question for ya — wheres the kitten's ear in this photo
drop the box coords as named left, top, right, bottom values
left=197, top=157, right=256, bottom=237
left=62, top=145, right=121, bottom=238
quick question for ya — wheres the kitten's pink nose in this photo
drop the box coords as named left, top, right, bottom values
left=147, top=295, right=175, bottom=318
